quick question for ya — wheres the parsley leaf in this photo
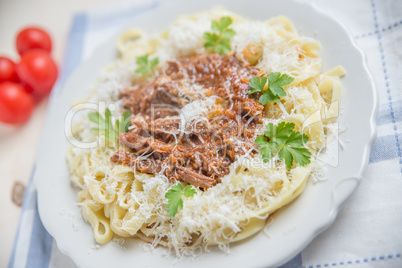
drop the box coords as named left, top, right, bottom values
left=203, top=16, right=236, bottom=55
left=268, top=72, right=293, bottom=97
left=255, top=135, right=276, bottom=162
left=165, top=183, right=197, bottom=218
left=259, top=90, right=280, bottom=104
left=247, top=77, right=267, bottom=94
left=89, top=108, right=131, bottom=143
left=247, top=72, right=294, bottom=105
left=135, top=54, right=159, bottom=75
left=255, top=122, right=311, bottom=169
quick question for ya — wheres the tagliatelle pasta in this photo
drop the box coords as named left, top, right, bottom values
left=67, top=7, right=344, bottom=256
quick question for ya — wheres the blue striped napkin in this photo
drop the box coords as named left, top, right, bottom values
left=8, top=0, right=402, bottom=267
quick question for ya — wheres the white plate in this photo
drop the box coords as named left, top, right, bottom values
left=35, top=0, right=377, bottom=267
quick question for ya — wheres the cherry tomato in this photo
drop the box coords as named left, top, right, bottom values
left=16, top=49, right=58, bottom=98
left=0, top=57, right=19, bottom=83
left=0, top=82, right=34, bottom=124
left=16, top=27, right=52, bottom=56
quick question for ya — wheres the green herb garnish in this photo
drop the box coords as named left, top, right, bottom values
left=255, top=122, right=311, bottom=169
left=135, top=54, right=159, bottom=75
left=165, top=183, right=197, bottom=218
left=247, top=72, right=294, bottom=105
left=88, top=108, right=130, bottom=142
left=203, top=16, right=236, bottom=55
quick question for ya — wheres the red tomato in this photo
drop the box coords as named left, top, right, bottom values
left=0, top=57, right=19, bottom=83
left=16, top=27, right=52, bottom=56
left=0, top=82, right=34, bottom=124
left=16, top=49, right=58, bottom=98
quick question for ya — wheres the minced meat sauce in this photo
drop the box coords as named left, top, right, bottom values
left=111, top=54, right=264, bottom=189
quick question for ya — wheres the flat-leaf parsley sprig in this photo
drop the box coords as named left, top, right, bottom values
left=165, top=183, right=197, bottom=218
left=88, top=108, right=130, bottom=142
left=135, top=54, right=159, bottom=75
left=247, top=72, right=294, bottom=105
left=255, top=122, right=312, bottom=169
left=203, top=16, right=236, bottom=55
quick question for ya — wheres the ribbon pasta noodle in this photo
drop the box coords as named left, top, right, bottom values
left=67, top=8, right=344, bottom=256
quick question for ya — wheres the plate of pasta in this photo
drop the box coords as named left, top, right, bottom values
left=35, top=0, right=377, bottom=267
